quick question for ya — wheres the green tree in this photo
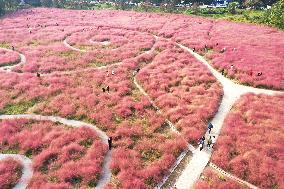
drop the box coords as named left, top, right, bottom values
left=228, top=2, right=239, bottom=14
left=264, top=0, right=284, bottom=29
left=40, top=0, right=53, bottom=7
left=244, top=0, right=263, bottom=8
left=0, top=0, right=4, bottom=14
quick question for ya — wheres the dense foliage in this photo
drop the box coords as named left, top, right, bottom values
left=194, top=167, right=246, bottom=189
left=264, top=0, right=284, bottom=29
left=0, top=119, right=108, bottom=188
left=0, top=49, right=20, bottom=66
left=212, top=94, right=284, bottom=188
left=0, top=7, right=283, bottom=188
left=137, top=42, right=222, bottom=142
left=0, top=158, right=23, bottom=189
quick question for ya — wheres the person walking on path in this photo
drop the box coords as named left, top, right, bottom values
left=207, top=136, right=212, bottom=149
left=199, top=139, right=204, bottom=151
left=208, top=122, right=213, bottom=134
left=108, top=137, right=113, bottom=150
left=172, top=185, right=177, bottom=189
left=199, top=136, right=205, bottom=151
left=211, top=136, right=216, bottom=149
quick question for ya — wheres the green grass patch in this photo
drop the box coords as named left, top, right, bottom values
left=0, top=42, right=10, bottom=49
left=0, top=148, right=19, bottom=154
left=0, top=100, right=38, bottom=115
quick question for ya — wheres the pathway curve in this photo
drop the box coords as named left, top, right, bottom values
left=172, top=44, right=283, bottom=189
left=0, top=114, right=111, bottom=189
left=63, top=38, right=87, bottom=52
left=133, top=68, right=195, bottom=189
left=0, top=47, right=26, bottom=72
left=0, top=154, right=32, bottom=189
left=209, top=163, right=258, bottom=189
left=1, top=29, right=283, bottom=189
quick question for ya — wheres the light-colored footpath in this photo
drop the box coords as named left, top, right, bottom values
left=173, top=44, right=283, bottom=189
left=0, top=114, right=112, bottom=189
left=1, top=32, right=283, bottom=189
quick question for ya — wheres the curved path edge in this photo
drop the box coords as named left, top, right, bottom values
left=173, top=42, right=282, bottom=188
left=0, top=154, right=32, bottom=189
left=1, top=29, right=283, bottom=189
left=209, top=163, right=258, bottom=189
left=0, top=114, right=111, bottom=189
left=0, top=47, right=27, bottom=72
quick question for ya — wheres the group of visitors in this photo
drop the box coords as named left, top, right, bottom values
left=198, top=122, right=216, bottom=151
left=102, top=85, right=110, bottom=93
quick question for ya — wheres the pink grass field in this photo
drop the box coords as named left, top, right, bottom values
left=193, top=167, right=247, bottom=189
left=0, top=64, right=189, bottom=188
left=0, top=158, right=23, bottom=189
left=0, top=8, right=283, bottom=89
left=137, top=41, right=222, bottom=143
left=0, top=7, right=283, bottom=188
left=0, top=49, right=20, bottom=66
left=211, top=94, right=284, bottom=188
left=0, top=119, right=108, bottom=188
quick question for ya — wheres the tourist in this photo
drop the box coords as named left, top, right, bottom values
left=112, top=70, right=115, bottom=75
left=172, top=185, right=178, bottom=189
left=106, top=86, right=110, bottom=93
left=11, top=46, right=15, bottom=51
left=36, top=73, right=40, bottom=78
left=221, top=69, right=225, bottom=75
left=192, top=47, right=196, bottom=52
left=133, top=68, right=140, bottom=76
left=208, top=122, right=213, bottom=134
left=108, top=137, right=113, bottom=150
left=207, top=136, right=212, bottom=148
left=102, top=87, right=106, bottom=92
left=230, top=65, right=234, bottom=71
left=257, top=72, right=262, bottom=76
left=220, top=47, right=226, bottom=53
left=199, top=139, right=204, bottom=151
left=211, top=136, right=216, bottom=149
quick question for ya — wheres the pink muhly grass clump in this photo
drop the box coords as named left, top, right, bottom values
left=0, top=119, right=108, bottom=188
left=212, top=94, right=284, bottom=188
left=194, top=167, right=245, bottom=189
left=0, top=49, right=20, bottom=66
left=0, top=158, right=23, bottom=189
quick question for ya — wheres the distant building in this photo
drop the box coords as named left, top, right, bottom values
left=212, top=0, right=232, bottom=7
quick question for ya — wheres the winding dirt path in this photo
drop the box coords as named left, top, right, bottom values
left=51, top=34, right=284, bottom=189
left=0, top=47, right=26, bottom=72
left=0, top=114, right=111, bottom=189
left=172, top=44, right=283, bottom=189
left=1, top=29, right=283, bottom=189
left=0, top=154, right=32, bottom=189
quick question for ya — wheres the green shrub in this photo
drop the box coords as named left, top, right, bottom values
left=228, top=2, right=239, bottom=14
left=264, top=0, right=284, bottom=29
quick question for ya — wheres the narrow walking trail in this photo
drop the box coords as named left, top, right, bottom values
left=0, top=47, right=27, bottom=72
left=173, top=44, right=283, bottom=189
left=0, top=154, right=32, bottom=189
left=1, top=30, right=283, bottom=189
left=63, top=38, right=87, bottom=52
left=0, top=114, right=112, bottom=189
